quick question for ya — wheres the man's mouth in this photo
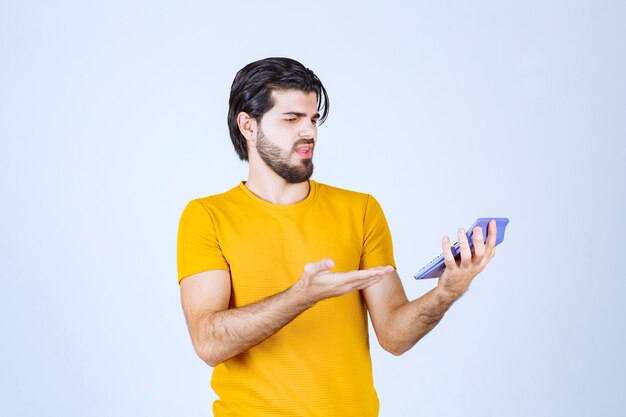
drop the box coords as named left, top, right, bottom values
left=294, top=144, right=314, bottom=159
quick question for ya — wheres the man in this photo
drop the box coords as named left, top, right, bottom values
left=177, top=57, right=497, bottom=416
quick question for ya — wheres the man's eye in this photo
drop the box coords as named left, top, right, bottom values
left=285, top=118, right=296, bottom=122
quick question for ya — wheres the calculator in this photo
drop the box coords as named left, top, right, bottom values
left=414, top=218, right=509, bottom=280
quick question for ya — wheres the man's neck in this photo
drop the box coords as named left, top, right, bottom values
left=244, top=172, right=310, bottom=205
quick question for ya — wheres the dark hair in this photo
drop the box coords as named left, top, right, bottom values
left=227, top=57, right=330, bottom=161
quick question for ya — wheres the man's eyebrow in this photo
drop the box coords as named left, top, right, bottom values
left=282, top=112, right=320, bottom=119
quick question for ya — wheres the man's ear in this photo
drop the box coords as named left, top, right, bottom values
left=237, top=112, right=257, bottom=143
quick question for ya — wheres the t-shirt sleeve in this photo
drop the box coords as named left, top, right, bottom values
left=359, top=195, right=397, bottom=270
left=176, top=199, right=230, bottom=284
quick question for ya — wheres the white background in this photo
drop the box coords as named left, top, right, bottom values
left=1, top=1, right=625, bottom=416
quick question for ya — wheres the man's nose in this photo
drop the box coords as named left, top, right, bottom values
left=298, top=122, right=316, bottom=138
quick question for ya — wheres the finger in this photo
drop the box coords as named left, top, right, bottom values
left=458, top=228, right=471, bottom=268
left=362, top=265, right=394, bottom=275
left=472, top=226, right=485, bottom=261
left=441, top=235, right=456, bottom=270
left=485, top=220, right=497, bottom=254
left=370, top=265, right=395, bottom=274
left=354, top=275, right=386, bottom=290
left=350, top=267, right=393, bottom=290
left=304, top=258, right=335, bottom=275
left=341, top=266, right=392, bottom=283
left=485, top=219, right=498, bottom=259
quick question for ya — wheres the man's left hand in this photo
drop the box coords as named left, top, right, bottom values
left=436, top=219, right=497, bottom=300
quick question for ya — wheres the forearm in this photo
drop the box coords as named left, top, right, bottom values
left=194, top=284, right=314, bottom=366
left=380, top=287, right=458, bottom=355
left=186, top=260, right=391, bottom=366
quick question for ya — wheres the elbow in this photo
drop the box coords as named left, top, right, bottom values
left=383, top=343, right=407, bottom=357
left=388, top=347, right=406, bottom=357
left=378, top=336, right=409, bottom=357
left=201, top=354, right=223, bottom=368
left=195, top=344, right=225, bottom=367
left=378, top=329, right=424, bottom=356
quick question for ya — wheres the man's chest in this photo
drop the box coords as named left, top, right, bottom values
left=214, top=207, right=364, bottom=305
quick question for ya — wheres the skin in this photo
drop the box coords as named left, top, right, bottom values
left=180, top=89, right=497, bottom=366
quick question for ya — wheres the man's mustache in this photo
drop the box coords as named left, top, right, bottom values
left=293, top=138, right=315, bottom=148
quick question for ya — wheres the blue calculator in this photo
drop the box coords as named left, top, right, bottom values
left=414, top=218, right=509, bottom=280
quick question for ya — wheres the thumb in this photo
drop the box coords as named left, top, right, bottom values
left=304, top=258, right=335, bottom=275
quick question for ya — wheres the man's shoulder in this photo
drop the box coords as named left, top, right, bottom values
left=314, top=180, right=372, bottom=203
left=187, top=184, right=244, bottom=211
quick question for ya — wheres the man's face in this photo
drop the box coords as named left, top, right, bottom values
left=254, top=89, right=319, bottom=184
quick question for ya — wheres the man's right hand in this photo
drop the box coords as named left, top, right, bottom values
left=181, top=260, right=393, bottom=366
left=294, top=258, right=394, bottom=305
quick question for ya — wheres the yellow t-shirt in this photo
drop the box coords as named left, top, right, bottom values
left=177, top=180, right=396, bottom=417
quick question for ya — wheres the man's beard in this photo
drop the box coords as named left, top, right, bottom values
left=256, top=128, right=314, bottom=184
